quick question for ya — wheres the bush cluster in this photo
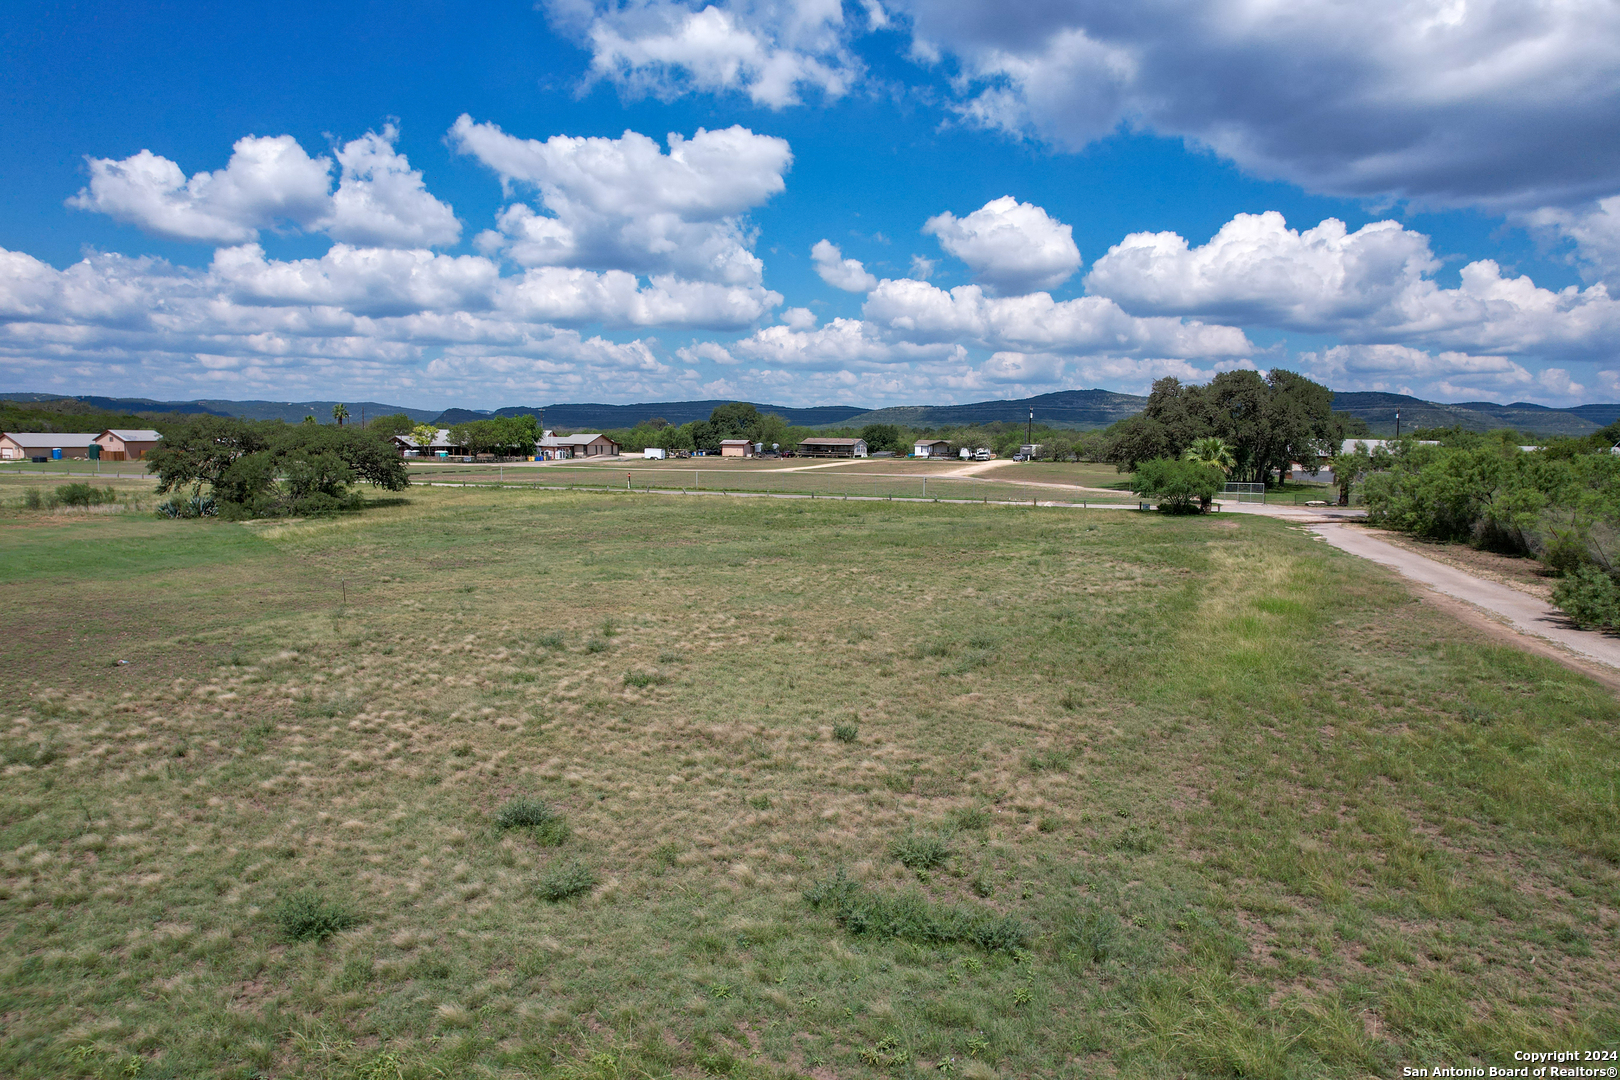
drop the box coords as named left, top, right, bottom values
left=21, top=484, right=120, bottom=510
left=1362, top=434, right=1620, bottom=627
left=804, top=869, right=1029, bottom=953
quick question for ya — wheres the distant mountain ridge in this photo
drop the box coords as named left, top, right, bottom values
left=1326, top=392, right=1620, bottom=436
left=6, top=389, right=1617, bottom=437
left=843, top=389, right=1150, bottom=429
left=431, top=401, right=868, bottom=428
left=0, top=393, right=440, bottom=423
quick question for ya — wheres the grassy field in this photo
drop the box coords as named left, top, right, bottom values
left=1, top=482, right=1617, bottom=1080
left=402, top=461, right=1137, bottom=506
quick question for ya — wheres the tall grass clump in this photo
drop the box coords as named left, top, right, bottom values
left=538, top=861, right=596, bottom=902
left=889, top=829, right=952, bottom=870
left=495, top=797, right=571, bottom=845
left=803, top=870, right=1028, bottom=953
left=275, top=889, right=359, bottom=942
left=832, top=722, right=859, bottom=743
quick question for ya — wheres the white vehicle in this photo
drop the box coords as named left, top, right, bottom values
left=974, top=448, right=993, bottom=461
left=643, top=447, right=667, bottom=459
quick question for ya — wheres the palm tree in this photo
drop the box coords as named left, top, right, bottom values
left=332, top=403, right=350, bottom=427
left=1183, top=436, right=1235, bottom=511
left=1184, top=436, right=1235, bottom=474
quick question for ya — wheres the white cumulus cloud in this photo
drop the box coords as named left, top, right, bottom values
left=68, top=129, right=458, bottom=249
left=68, top=136, right=333, bottom=244
left=1085, top=211, right=1620, bottom=361
left=922, top=196, right=1080, bottom=295
left=317, top=126, right=461, bottom=248
left=546, top=0, right=860, bottom=108
left=451, top=117, right=789, bottom=286
left=810, top=239, right=877, bottom=292
left=861, top=278, right=1252, bottom=358
left=1524, top=196, right=1620, bottom=286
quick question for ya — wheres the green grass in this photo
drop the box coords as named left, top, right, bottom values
left=0, top=481, right=1616, bottom=1079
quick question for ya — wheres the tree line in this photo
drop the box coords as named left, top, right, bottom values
left=146, top=416, right=409, bottom=518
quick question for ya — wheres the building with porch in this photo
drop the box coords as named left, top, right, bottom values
left=913, top=439, right=951, bottom=458
left=537, top=433, right=620, bottom=460
left=797, top=437, right=867, bottom=458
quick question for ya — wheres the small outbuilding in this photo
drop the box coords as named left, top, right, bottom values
left=913, top=439, right=951, bottom=458
left=94, top=428, right=163, bottom=461
left=0, top=432, right=99, bottom=461
left=797, top=437, right=867, bottom=458
left=719, top=439, right=755, bottom=458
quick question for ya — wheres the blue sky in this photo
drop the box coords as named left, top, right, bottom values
left=3, top=0, right=1618, bottom=409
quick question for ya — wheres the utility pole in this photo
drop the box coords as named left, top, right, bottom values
left=1395, top=409, right=1401, bottom=439
left=1027, top=408, right=1033, bottom=450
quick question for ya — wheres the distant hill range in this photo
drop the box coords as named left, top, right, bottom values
left=1327, top=392, right=1620, bottom=436
left=0, top=393, right=442, bottom=424
left=842, top=389, right=1150, bottom=429
left=431, top=400, right=868, bottom=428
left=5, top=389, right=1617, bottom=437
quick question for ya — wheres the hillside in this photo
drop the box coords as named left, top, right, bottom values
left=844, top=389, right=1150, bottom=429
left=432, top=400, right=869, bottom=429
left=1327, top=392, right=1619, bottom=436
left=0, top=394, right=439, bottom=424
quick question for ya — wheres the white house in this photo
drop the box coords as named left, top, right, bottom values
left=914, top=439, right=951, bottom=458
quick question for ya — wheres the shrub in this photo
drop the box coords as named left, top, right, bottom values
left=54, top=483, right=117, bottom=507
left=889, top=829, right=952, bottom=870
left=584, top=638, right=609, bottom=654
left=1553, top=566, right=1620, bottom=630
left=538, top=861, right=596, bottom=902
left=275, top=889, right=359, bottom=942
left=1130, top=458, right=1223, bottom=513
left=537, top=632, right=566, bottom=649
left=495, top=798, right=571, bottom=845
left=803, top=870, right=1029, bottom=953
left=832, top=723, right=859, bottom=743
left=22, top=488, right=42, bottom=510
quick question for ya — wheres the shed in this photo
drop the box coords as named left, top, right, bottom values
left=94, top=428, right=163, bottom=461
left=797, top=437, right=867, bottom=458
left=0, top=432, right=99, bottom=461
left=913, top=439, right=951, bottom=458
left=719, top=439, right=755, bottom=458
